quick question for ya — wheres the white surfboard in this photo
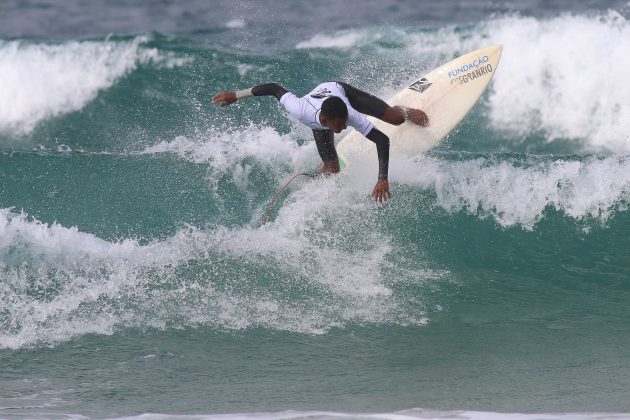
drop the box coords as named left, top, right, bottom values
left=337, top=45, right=503, bottom=162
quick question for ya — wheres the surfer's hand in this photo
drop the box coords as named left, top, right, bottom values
left=372, top=180, right=391, bottom=203
left=212, top=91, right=237, bottom=106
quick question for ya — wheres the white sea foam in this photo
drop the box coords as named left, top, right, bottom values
left=0, top=208, right=198, bottom=349
left=416, top=13, right=630, bottom=151
left=476, top=12, right=630, bottom=152
left=139, top=125, right=302, bottom=169
left=137, top=124, right=320, bottom=196
left=392, top=154, right=630, bottom=229
left=0, top=36, right=190, bottom=136
left=296, top=29, right=378, bottom=49
left=226, top=19, right=246, bottom=29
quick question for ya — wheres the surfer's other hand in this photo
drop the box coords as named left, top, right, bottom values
left=212, top=91, right=237, bottom=106
left=372, top=180, right=391, bottom=203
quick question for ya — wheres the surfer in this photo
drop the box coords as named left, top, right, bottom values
left=212, top=82, right=428, bottom=203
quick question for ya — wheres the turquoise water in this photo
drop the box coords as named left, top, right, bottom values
left=2, top=1, right=630, bottom=418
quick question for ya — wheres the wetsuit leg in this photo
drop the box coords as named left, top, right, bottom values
left=312, top=129, right=338, bottom=162
left=337, top=82, right=389, bottom=119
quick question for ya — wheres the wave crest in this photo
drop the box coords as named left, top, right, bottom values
left=0, top=35, right=190, bottom=136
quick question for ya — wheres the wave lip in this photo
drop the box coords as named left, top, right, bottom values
left=393, top=154, right=630, bottom=229
left=480, top=12, right=630, bottom=151
left=0, top=35, right=190, bottom=136
left=0, top=200, right=433, bottom=349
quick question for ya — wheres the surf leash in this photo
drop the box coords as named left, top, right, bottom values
left=260, top=172, right=312, bottom=226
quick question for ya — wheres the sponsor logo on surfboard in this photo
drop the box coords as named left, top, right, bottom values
left=450, top=63, right=493, bottom=86
left=447, top=55, right=490, bottom=78
left=408, top=77, right=432, bottom=93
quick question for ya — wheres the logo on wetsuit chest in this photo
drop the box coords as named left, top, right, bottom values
left=311, top=88, right=333, bottom=99
left=408, top=77, right=432, bottom=93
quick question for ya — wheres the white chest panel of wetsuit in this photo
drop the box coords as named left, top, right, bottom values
left=279, top=82, right=373, bottom=136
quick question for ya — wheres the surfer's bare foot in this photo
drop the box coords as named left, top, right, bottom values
left=406, top=108, right=429, bottom=127
left=388, top=106, right=429, bottom=127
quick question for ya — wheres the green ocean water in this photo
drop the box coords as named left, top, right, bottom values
left=2, top=2, right=630, bottom=418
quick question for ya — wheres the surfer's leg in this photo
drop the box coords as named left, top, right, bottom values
left=338, top=82, right=428, bottom=127
left=313, top=129, right=340, bottom=175
left=338, top=82, right=389, bottom=119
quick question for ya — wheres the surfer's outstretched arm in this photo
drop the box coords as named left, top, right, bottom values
left=212, top=83, right=288, bottom=106
left=365, top=128, right=391, bottom=203
left=251, top=83, right=288, bottom=100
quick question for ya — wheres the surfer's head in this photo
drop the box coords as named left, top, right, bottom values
left=320, top=96, right=348, bottom=133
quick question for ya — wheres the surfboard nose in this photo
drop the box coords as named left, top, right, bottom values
left=490, top=44, right=503, bottom=58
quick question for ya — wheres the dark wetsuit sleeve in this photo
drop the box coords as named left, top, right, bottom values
left=365, top=128, right=390, bottom=180
left=251, top=83, right=289, bottom=101
left=313, top=129, right=338, bottom=162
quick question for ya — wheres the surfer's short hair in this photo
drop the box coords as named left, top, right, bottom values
left=321, top=96, right=348, bottom=120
